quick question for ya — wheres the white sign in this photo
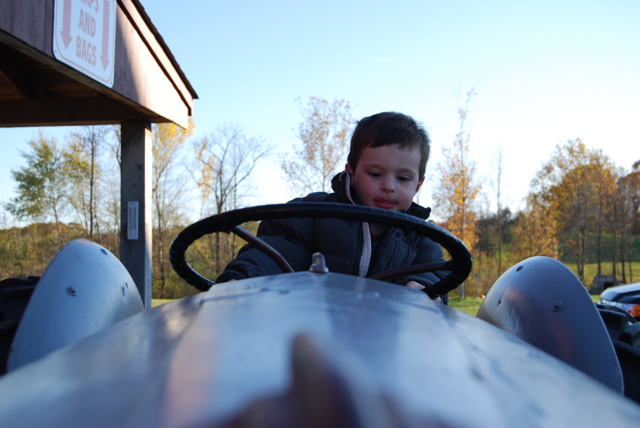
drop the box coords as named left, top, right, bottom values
left=53, top=0, right=117, bottom=88
left=127, top=201, right=139, bottom=240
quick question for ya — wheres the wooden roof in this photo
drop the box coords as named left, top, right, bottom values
left=0, top=0, right=197, bottom=128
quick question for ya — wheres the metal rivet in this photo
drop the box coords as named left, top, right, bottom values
left=516, top=266, right=523, bottom=272
left=553, top=301, right=565, bottom=312
left=66, top=286, right=78, bottom=296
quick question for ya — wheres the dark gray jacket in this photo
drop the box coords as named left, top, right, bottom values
left=216, top=171, right=448, bottom=289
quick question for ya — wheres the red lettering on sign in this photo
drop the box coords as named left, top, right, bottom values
left=75, top=35, right=98, bottom=66
left=78, top=9, right=97, bottom=37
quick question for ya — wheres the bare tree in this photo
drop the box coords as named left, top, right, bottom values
left=103, top=125, right=123, bottom=254
left=617, top=170, right=640, bottom=283
left=587, top=150, right=617, bottom=277
left=489, top=144, right=507, bottom=276
left=191, top=123, right=272, bottom=272
left=281, top=96, right=353, bottom=196
left=64, top=126, right=110, bottom=241
left=152, top=119, right=195, bottom=296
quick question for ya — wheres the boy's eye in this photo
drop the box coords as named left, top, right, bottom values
left=398, top=176, right=411, bottom=182
left=368, top=172, right=381, bottom=178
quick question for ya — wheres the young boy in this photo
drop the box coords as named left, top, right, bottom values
left=216, top=112, right=447, bottom=300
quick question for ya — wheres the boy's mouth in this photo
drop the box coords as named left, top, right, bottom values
left=373, top=198, right=396, bottom=209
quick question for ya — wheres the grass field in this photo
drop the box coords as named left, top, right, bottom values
left=449, top=294, right=601, bottom=317
left=448, top=297, right=484, bottom=316
left=563, top=261, right=640, bottom=286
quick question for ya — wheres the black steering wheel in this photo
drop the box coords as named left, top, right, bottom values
left=169, top=203, right=472, bottom=298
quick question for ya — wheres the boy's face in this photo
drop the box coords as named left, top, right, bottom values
left=345, top=144, right=424, bottom=212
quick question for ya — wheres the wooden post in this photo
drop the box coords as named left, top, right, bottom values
left=120, top=121, right=152, bottom=309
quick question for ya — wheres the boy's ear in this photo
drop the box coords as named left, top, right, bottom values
left=345, top=163, right=355, bottom=186
left=415, top=177, right=425, bottom=193
left=345, top=163, right=354, bottom=175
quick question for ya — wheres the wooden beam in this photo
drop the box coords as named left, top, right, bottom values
left=120, top=121, right=152, bottom=309
left=0, top=98, right=172, bottom=127
left=0, top=44, right=49, bottom=98
left=118, top=0, right=196, bottom=113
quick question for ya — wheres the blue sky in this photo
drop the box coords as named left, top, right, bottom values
left=1, top=0, right=639, bottom=218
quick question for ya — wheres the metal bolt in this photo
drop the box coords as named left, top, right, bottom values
left=552, top=300, right=565, bottom=312
left=309, top=252, right=329, bottom=274
left=66, top=286, right=78, bottom=296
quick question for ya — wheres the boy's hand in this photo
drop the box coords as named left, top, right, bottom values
left=406, top=280, right=442, bottom=303
left=405, top=280, right=425, bottom=290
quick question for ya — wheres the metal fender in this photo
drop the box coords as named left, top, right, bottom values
left=477, top=256, right=623, bottom=393
left=7, top=239, right=144, bottom=372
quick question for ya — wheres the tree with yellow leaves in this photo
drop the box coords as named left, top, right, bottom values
left=529, top=139, right=618, bottom=282
left=511, top=193, right=558, bottom=261
left=6, top=132, right=70, bottom=244
left=433, top=88, right=482, bottom=252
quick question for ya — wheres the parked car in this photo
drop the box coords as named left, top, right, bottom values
left=600, top=282, right=640, bottom=318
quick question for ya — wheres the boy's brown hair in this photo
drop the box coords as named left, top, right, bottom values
left=347, top=112, right=431, bottom=179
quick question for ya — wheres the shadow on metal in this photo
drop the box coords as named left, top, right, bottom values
left=7, top=239, right=144, bottom=372
left=477, top=256, right=623, bottom=392
left=0, top=271, right=639, bottom=427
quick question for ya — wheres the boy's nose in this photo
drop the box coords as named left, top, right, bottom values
left=381, top=177, right=395, bottom=192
